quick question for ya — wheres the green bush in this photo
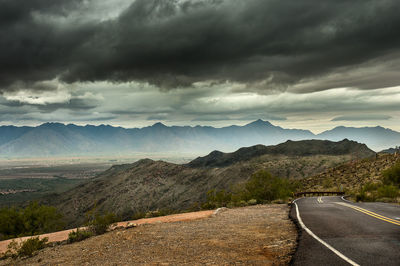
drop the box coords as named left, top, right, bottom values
left=356, top=182, right=399, bottom=202
left=377, top=184, right=398, bottom=198
left=238, top=200, right=248, bottom=207
left=0, top=202, right=64, bottom=241
left=247, top=199, right=257, bottom=205
left=131, top=211, right=146, bottom=220
left=355, top=163, right=400, bottom=202
left=356, top=182, right=379, bottom=202
left=7, top=237, right=48, bottom=258
left=382, top=162, right=400, bottom=187
left=243, top=170, right=295, bottom=202
left=144, top=209, right=178, bottom=218
left=205, top=189, right=232, bottom=208
left=68, top=229, right=93, bottom=243
left=204, top=170, right=297, bottom=208
left=85, top=209, right=117, bottom=235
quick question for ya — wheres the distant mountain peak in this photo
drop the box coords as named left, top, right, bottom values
left=245, top=119, right=273, bottom=127
left=151, top=122, right=167, bottom=128
left=39, top=122, right=65, bottom=128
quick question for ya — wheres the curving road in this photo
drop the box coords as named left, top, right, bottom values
left=290, top=196, right=400, bottom=265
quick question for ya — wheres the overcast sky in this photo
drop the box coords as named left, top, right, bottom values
left=1, top=0, right=400, bottom=133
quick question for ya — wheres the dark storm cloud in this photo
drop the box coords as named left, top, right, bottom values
left=1, top=0, right=400, bottom=91
left=0, top=0, right=97, bottom=89
left=35, top=98, right=99, bottom=111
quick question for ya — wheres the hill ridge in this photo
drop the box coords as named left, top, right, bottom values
left=47, top=139, right=375, bottom=226
left=187, top=139, right=375, bottom=168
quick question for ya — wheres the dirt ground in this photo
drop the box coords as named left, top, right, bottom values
left=0, top=210, right=214, bottom=254
left=0, top=204, right=297, bottom=265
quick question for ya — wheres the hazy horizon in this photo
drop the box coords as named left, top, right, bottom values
left=0, top=119, right=398, bottom=136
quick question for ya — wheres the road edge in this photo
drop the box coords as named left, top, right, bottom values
left=288, top=201, right=302, bottom=265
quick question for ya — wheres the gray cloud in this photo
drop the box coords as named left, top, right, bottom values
left=147, top=114, right=170, bottom=121
left=237, top=114, right=287, bottom=121
left=332, top=114, right=392, bottom=121
left=1, top=0, right=400, bottom=91
left=191, top=115, right=235, bottom=122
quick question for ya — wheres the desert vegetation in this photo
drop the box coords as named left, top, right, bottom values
left=67, top=229, right=93, bottom=244
left=203, top=170, right=298, bottom=209
left=85, top=208, right=118, bottom=235
left=67, top=208, right=118, bottom=244
left=5, top=237, right=48, bottom=258
left=0, top=202, right=63, bottom=241
left=302, top=154, right=400, bottom=203
left=356, top=161, right=400, bottom=202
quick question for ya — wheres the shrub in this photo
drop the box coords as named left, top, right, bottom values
left=144, top=209, right=178, bottom=218
left=7, top=237, right=48, bottom=258
left=243, top=170, right=295, bottom=202
left=238, top=200, right=248, bottom=207
left=382, top=162, right=400, bottom=187
left=200, top=201, right=216, bottom=210
left=206, top=189, right=232, bottom=208
left=356, top=182, right=379, bottom=202
left=355, top=162, right=400, bottom=203
left=0, top=202, right=64, bottom=241
left=377, top=184, right=398, bottom=198
left=131, top=211, right=146, bottom=220
left=85, top=209, right=117, bottom=235
left=247, top=199, right=257, bottom=205
left=145, top=210, right=160, bottom=218
left=21, top=202, right=64, bottom=236
left=204, top=170, right=297, bottom=208
left=68, top=229, right=93, bottom=243
left=356, top=182, right=399, bottom=202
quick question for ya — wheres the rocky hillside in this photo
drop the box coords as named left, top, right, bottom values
left=47, top=139, right=375, bottom=226
left=381, top=147, right=400, bottom=154
left=188, top=139, right=375, bottom=168
left=302, top=154, right=400, bottom=192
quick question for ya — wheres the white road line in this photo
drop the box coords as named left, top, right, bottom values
left=341, top=196, right=352, bottom=203
left=294, top=200, right=360, bottom=266
left=317, top=196, right=323, bottom=204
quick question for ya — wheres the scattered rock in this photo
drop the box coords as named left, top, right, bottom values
left=126, top=222, right=137, bottom=229
left=213, top=207, right=228, bottom=216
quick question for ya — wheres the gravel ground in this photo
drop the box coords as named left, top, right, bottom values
left=1, top=204, right=296, bottom=265
left=0, top=210, right=214, bottom=254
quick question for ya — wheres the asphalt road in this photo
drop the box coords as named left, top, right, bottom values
left=290, top=196, right=400, bottom=266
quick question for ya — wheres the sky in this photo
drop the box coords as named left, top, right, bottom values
left=1, top=0, right=400, bottom=133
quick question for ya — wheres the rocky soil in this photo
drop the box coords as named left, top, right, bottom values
left=0, top=204, right=296, bottom=265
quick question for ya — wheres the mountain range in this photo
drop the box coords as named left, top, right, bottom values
left=46, top=139, right=375, bottom=226
left=0, top=120, right=398, bottom=157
